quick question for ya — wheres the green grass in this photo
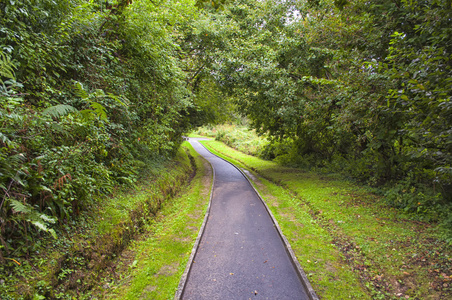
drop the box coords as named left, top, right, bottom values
left=195, top=124, right=269, bottom=156
left=200, top=139, right=452, bottom=299
left=104, top=142, right=212, bottom=299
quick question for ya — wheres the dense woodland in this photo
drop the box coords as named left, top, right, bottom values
left=0, top=0, right=451, bottom=283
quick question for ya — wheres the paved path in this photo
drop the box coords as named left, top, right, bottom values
left=180, top=138, right=310, bottom=299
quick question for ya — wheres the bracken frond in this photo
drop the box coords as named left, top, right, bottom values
left=42, top=104, right=78, bottom=119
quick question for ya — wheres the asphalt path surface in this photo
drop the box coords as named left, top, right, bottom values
left=181, top=138, right=309, bottom=300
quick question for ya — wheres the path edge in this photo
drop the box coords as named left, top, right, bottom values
left=174, top=140, right=215, bottom=300
left=197, top=140, right=320, bottom=300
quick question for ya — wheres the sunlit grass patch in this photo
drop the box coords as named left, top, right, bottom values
left=194, top=124, right=269, bottom=156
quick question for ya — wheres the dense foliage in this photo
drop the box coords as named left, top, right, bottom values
left=189, top=0, right=451, bottom=224
left=1, top=0, right=451, bottom=267
left=0, top=0, right=228, bottom=259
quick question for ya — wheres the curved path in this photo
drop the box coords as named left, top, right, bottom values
left=178, top=138, right=314, bottom=299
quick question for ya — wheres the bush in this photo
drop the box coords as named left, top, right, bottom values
left=0, top=0, right=196, bottom=258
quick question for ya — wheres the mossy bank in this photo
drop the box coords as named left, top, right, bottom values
left=0, top=142, right=210, bottom=300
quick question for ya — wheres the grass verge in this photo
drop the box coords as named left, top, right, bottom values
left=200, top=139, right=452, bottom=300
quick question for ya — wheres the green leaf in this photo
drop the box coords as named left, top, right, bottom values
left=9, top=199, right=58, bottom=239
left=42, top=104, right=78, bottom=118
left=0, top=51, right=16, bottom=83
left=73, top=81, right=89, bottom=99
left=10, top=199, right=32, bottom=214
left=400, top=95, right=408, bottom=101
left=90, top=102, right=107, bottom=120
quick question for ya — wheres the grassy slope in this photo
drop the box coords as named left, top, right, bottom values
left=103, top=141, right=212, bottom=299
left=201, top=139, right=452, bottom=300
left=1, top=143, right=208, bottom=299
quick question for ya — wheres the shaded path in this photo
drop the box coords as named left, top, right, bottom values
left=178, top=138, right=313, bottom=299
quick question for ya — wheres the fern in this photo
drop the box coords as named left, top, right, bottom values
left=9, top=199, right=57, bottom=239
left=10, top=199, right=32, bottom=214
left=107, top=92, right=128, bottom=107
left=92, top=89, right=106, bottom=98
left=73, top=81, right=89, bottom=99
left=0, top=51, right=15, bottom=84
left=42, top=104, right=78, bottom=118
left=1, top=105, right=24, bottom=126
left=80, top=102, right=108, bottom=122
left=0, top=132, right=11, bottom=146
left=3, top=153, right=27, bottom=170
left=73, top=82, right=108, bottom=121
left=90, top=102, right=107, bottom=120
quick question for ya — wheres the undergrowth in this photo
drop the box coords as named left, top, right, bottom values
left=0, top=145, right=196, bottom=300
left=0, top=0, right=195, bottom=263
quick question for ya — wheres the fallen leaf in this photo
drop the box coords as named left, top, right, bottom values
left=230, top=273, right=234, bottom=275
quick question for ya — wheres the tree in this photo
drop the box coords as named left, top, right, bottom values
left=191, top=0, right=452, bottom=216
left=0, top=0, right=206, bottom=258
